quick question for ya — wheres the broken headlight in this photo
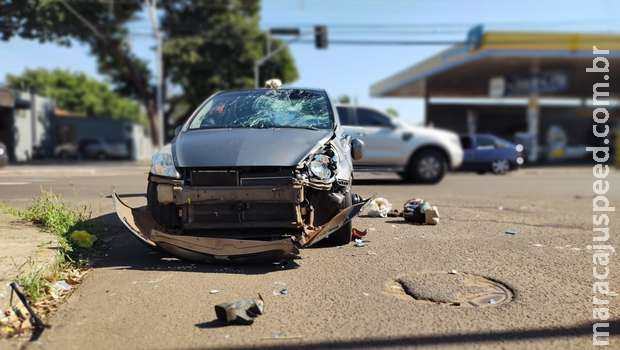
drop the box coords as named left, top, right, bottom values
left=304, top=145, right=338, bottom=182
left=150, top=144, right=181, bottom=178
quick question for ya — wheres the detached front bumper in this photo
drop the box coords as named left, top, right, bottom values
left=112, top=183, right=367, bottom=261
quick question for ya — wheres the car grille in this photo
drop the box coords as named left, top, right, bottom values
left=185, top=167, right=294, bottom=187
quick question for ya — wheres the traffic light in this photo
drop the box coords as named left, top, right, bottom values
left=314, top=25, right=328, bottom=49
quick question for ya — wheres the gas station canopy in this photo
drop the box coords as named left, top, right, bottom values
left=370, top=30, right=620, bottom=98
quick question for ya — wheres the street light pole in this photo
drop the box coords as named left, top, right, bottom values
left=146, top=0, right=164, bottom=148
left=254, top=34, right=301, bottom=88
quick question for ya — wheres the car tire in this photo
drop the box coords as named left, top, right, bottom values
left=146, top=181, right=179, bottom=229
left=491, top=160, right=510, bottom=175
left=405, top=149, right=447, bottom=184
left=325, top=191, right=353, bottom=246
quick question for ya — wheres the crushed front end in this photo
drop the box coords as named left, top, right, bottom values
left=114, top=149, right=366, bottom=262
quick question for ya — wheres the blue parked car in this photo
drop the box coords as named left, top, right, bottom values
left=459, top=134, right=524, bottom=174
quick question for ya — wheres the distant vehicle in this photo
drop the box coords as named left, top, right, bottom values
left=0, top=142, right=8, bottom=167
left=54, top=138, right=130, bottom=160
left=459, top=134, right=524, bottom=174
left=336, top=105, right=463, bottom=184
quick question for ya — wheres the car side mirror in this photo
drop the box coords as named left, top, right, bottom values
left=351, top=138, right=364, bottom=160
left=174, top=125, right=182, bottom=137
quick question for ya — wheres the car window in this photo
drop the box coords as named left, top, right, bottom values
left=476, top=135, right=496, bottom=149
left=336, top=107, right=355, bottom=126
left=357, top=108, right=392, bottom=127
left=189, top=89, right=333, bottom=130
left=460, top=136, right=473, bottom=149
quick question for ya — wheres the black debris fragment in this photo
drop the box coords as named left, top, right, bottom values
left=214, top=295, right=264, bottom=325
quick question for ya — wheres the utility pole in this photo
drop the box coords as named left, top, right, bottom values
left=146, top=0, right=164, bottom=148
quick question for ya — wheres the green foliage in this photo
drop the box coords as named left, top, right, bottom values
left=337, top=95, right=351, bottom=104
left=162, top=0, right=299, bottom=111
left=6, top=68, right=147, bottom=125
left=386, top=107, right=399, bottom=117
left=2, top=0, right=300, bottom=140
left=18, top=191, right=91, bottom=261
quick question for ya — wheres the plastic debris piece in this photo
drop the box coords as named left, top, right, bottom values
left=489, top=299, right=497, bottom=305
left=367, top=251, right=377, bottom=256
left=209, top=290, right=220, bottom=294
left=505, top=228, right=518, bottom=235
left=70, top=230, right=97, bottom=249
left=403, top=198, right=439, bottom=225
left=352, top=228, right=367, bottom=240
left=354, top=239, right=365, bottom=247
left=214, top=295, right=264, bottom=325
left=272, top=282, right=288, bottom=296
left=366, top=197, right=392, bottom=218
left=52, top=280, right=72, bottom=292
left=449, top=270, right=457, bottom=274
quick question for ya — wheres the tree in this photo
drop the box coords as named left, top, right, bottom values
left=6, top=68, right=146, bottom=125
left=386, top=107, right=399, bottom=117
left=1, top=0, right=298, bottom=144
left=337, top=95, right=351, bottom=104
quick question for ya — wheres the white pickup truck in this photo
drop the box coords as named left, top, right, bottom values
left=336, top=105, right=463, bottom=184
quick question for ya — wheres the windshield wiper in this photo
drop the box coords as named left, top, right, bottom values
left=274, top=126, right=321, bottom=131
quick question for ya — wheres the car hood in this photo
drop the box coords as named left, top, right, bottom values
left=173, top=128, right=333, bottom=167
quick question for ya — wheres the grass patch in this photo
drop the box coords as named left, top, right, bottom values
left=18, top=191, right=92, bottom=263
left=4, top=191, right=98, bottom=302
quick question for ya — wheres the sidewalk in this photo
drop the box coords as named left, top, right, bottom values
left=0, top=211, right=58, bottom=310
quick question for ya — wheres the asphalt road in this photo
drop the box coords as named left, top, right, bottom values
left=1, top=163, right=618, bottom=349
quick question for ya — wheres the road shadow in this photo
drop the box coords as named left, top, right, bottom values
left=84, top=212, right=299, bottom=275
left=181, top=319, right=619, bottom=349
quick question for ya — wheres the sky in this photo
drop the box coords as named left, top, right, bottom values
left=1, top=0, right=619, bottom=124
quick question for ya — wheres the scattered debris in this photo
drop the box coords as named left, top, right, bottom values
left=366, top=198, right=392, bottom=218
left=367, top=251, right=377, bottom=256
left=489, top=298, right=497, bottom=305
left=214, top=295, right=264, bottom=325
left=354, top=239, right=365, bottom=247
left=70, top=230, right=97, bottom=249
left=505, top=228, right=518, bottom=235
left=272, top=282, right=288, bottom=296
left=403, top=199, right=440, bottom=225
left=387, top=209, right=401, bottom=217
left=51, top=280, right=72, bottom=292
left=352, top=228, right=367, bottom=240
left=449, top=269, right=458, bottom=275
left=497, top=206, right=504, bottom=211
left=209, top=290, right=220, bottom=294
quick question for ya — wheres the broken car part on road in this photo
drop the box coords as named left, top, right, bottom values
left=113, top=88, right=369, bottom=261
left=214, top=295, right=264, bottom=325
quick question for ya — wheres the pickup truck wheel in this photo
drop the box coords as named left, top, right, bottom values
left=146, top=181, right=179, bottom=229
left=405, top=150, right=447, bottom=184
left=325, top=191, right=353, bottom=246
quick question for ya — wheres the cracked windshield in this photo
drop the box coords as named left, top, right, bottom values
left=189, top=89, right=332, bottom=130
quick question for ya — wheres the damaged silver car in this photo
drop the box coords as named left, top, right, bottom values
left=114, top=88, right=366, bottom=262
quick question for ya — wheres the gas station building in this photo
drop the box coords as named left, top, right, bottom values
left=371, top=29, right=620, bottom=162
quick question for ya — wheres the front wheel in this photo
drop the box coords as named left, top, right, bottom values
left=325, top=191, right=353, bottom=246
left=404, top=150, right=447, bottom=184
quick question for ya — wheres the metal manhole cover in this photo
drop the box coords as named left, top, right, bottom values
left=386, top=272, right=513, bottom=307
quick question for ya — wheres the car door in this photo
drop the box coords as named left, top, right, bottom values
left=473, top=135, right=499, bottom=164
left=350, top=107, right=404, bottom=166
left=460, top=135, right=476, bottom=169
